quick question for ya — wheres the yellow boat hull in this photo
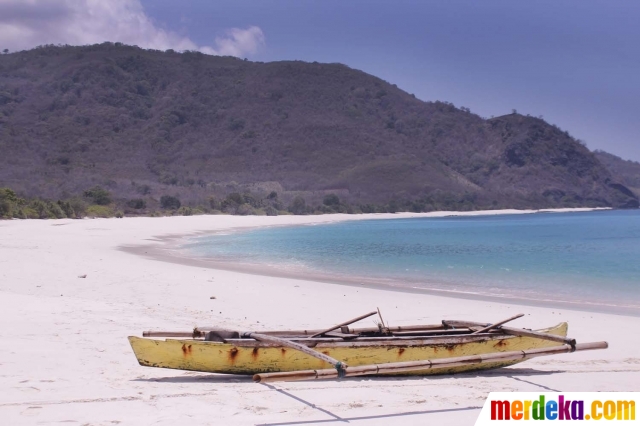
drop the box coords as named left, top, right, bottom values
left=128, top=322, right=568, bottom=376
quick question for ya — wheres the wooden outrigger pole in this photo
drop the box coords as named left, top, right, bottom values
left=310, top=311, right=378, bottom=338
left=243, top=332, right=348, bottom=373
left=253, top=341, right=608, bottom=383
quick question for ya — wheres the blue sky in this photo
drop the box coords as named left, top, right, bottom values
left=0, top=0, right=637, bottom=161
left=140, top=0, right=640, bottom=161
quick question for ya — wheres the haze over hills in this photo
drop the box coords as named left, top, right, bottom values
left=0, top=43, right=637, bottom=216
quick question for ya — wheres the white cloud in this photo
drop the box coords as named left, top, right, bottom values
left=0, top=0, right=265, bottom=57
left=207, top=26, right=265, bottom=57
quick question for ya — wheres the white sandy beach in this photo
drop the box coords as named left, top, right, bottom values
left=1, top=210, right=638, bottom=426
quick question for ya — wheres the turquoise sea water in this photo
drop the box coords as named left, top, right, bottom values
left=184, top=210, right=640, bottom=313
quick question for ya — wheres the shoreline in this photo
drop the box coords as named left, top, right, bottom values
left=122, top=242, right=640, bottom=317
left=120, top=206, right=639, bottom=318
left=2, top=207, right=638, bottom=425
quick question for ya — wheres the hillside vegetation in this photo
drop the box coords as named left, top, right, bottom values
left=0, top=43, right=637, bottom=217
left=594, top=151, right=640, bottom=198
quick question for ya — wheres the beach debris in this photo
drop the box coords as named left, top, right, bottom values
left=78, top=274, right=87, bottom=278
left=210, top=296, right=217, bottom=299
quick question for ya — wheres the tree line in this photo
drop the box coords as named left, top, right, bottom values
left=1, top=185, right=494, bottom=220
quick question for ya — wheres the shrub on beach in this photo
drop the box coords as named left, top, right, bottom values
left=21, top=207, right=40, bottom=219
left=126, top=198, right=147, bottom=209
left=264, top=205, right=278, bottom=216
left=83, top=186, right=112, bottom=206
left=208, top=196, right=221, bottom=210
left=177, top=206, right=193, bottom=216
left=86, top=205, right=114, bottom=218
left=178, top=206, right=202, bottom=216
left=0, top=188, right=19, bottom=218
left=46, top=201, right=66, bottom=219
left=160, top=195, right=181, bottom=210
left=236, top=203, right=256, bottom=215
left=288, top=196, right=307, bottom=215
left=221, top=193, right=244, bottom=213
left=28, top=199, right=67, bottom=219
left=57, top=200, right=75, bottom=218
left=67, top=197, right=88, bottom=218
left=323, top=194, right=340, bottom=207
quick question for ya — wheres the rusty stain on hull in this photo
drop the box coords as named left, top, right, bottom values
left=181, top=344, right=192, bottom=357
left=445, top=344, right=457, bottom=353
left=228, top=347, right=239, bottom=363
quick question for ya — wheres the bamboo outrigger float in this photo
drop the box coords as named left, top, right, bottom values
left=128, top=311, right=608, bottom=383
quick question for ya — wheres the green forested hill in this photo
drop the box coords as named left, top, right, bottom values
left=0, top=43, right=637, bottom=217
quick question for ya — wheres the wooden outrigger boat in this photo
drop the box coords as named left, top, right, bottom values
left=128, top=311, right=608, bottom=383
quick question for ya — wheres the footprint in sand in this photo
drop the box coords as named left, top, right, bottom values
left=17, top=386, right=40, bottom=392
left=21, top=406, right=42, bottom=417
